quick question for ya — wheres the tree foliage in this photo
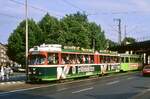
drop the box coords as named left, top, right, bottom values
left=39, top=13, right=60, bottom=44
left=58, top=12, right=90, bottom=48
left=7, top=12, right=108, bottom=65
left=106, top=39, right=118, bottom=48
left=122, top=37, right=136, bottom=45
left=7, top=19, right=44, bottom=65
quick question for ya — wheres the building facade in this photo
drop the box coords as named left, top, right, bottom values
left=0, top=43, right=9, bottom=66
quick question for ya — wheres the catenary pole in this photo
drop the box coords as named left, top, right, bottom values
left=25, top=0, right=29, bottom=81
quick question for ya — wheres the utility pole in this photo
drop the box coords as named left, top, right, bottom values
left=114, top=18, right=121, bottom=45
left=124, top=25, right=127, bottom=39
left=25, top=0, right=29, bottom=81
left=93, top=39, right=95, bottom=51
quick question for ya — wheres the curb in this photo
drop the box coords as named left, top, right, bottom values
left=0, top=81, right=25, bottom=85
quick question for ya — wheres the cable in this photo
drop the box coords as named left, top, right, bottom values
left=61, top=0, right=98, bottom=16
left=61, top=0, right=84, bottom=12
left=0, top=12, right=22, bottom=19
left=9, top=0, right=63, bottom=17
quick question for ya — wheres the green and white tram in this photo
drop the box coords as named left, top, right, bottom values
left=28, top=44, right=120, bottom=82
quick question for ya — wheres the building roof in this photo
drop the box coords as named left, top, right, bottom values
left=109, top=40, right=150, bottom=53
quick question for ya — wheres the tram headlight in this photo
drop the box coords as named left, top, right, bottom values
left=28, top=72, right=32, bottom=74
left=32, top=68, right=36, bottom=74
left=33, top=71, right=36, bottom=74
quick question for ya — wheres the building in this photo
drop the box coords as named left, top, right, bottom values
left=0, top=43, right=9, bottom=66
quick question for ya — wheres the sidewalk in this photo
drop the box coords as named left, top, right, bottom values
left=0, top=72, right=26, bottom=83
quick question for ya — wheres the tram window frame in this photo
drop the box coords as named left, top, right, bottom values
left=61, top=53, right=70, bottom=64
left=47, top=53, right=58, bottom=65
left=125, top=57, right=129, bottom=63
left=77, top=54, right=82, bottom=64
left=116, top=56, right=120, bottom=63
left=90, top=55, right=94, bottom=63
left=61, top=53, right=82, bottom=64
left=107, top=56, right=110, bottom=63
left=100, top=55, right=107, bottom=63
left=100, top=56, right=104, bottom=63
left=130, top=57, right=133, bottom=63
left=121, top=57, right=125, bottom=63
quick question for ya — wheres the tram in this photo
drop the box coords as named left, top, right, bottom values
left=120, top=53, right=143, bottom=71
left=28, top=44, right=120, bottom=81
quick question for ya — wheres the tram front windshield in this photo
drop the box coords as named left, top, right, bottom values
left=29, top=54, right=46, bottom=65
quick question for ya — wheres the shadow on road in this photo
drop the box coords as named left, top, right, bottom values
left=86, top=92, right=138, bottom=99
left=0, top=92, right=55, bottom=99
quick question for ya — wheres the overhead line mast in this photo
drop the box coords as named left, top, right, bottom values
left=114, top=18, right=122, bottom=45
left=25, top=0, right=29, bottom=81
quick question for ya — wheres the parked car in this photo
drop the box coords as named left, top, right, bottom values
left=11, top=66, right=19, bottom=72
left=142, top=65, right=150, bottom=76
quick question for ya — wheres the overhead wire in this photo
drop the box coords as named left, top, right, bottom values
left=61, top=0, right=84, bottom=12
left=0, top=12, right=22, bottom=19
left=9, top=0, right=63, bottom=17
left=61, top=0, right=98, bottom=16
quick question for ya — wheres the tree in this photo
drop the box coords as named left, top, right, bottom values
left=59, top=12, right=90, bottom=48
left=87, top=22, right=107, bottom=50
left=58, top=12, right=107, bottom=50
left=7, top=19, right=44, bottom=65
left=122, top=37, right=136, bottom=45
left=39, top=13, right=60, bottom=44
left=106, top=39, right=118, bottom=48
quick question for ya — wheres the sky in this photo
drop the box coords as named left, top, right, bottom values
left=0, top=0, right=150, bottom=44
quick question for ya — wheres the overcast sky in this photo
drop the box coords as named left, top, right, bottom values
left=0, top=0, right=150, bottom=44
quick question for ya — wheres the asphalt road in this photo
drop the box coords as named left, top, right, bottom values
left=0, top=72, right=150, bottom=99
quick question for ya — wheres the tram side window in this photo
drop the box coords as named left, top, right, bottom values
left=70, top=54, right=77, bottom=64
left=75, top=54, right=81, bottom=64
left=107, top=56, right=111, bottom=63
left=90, top=55, right=94, bottom=63
left=110, top=56, right=119, bottom=63
left=62, top=54, right=79, bottom=64
left=115, top=56, right=119, bottom=63
left=47, top=53, right=58, bottom=64
left=130, top=57, right=133, bottom=63
left=104, top=56, right=108, bottom=63
left=125, top=57, right=129, bottom=63
left=100, top=56, right=105, bottom=63
left=83, top=55, right=94, bottom=64
left=78, top=55, right=83, bottom=63
left=61, top=54, right=94, bottom=64
left=83, top=55, right=90, bottom=64
left=61, top=54, right=69, bottom=64
left=130, top=58, right=133, bottom=63
left=121, top=57, right=124, bottom=63
left=29, top=54, right=46, bottom=65
left=138, top=57, right=141, bottom=62
left=135, top=57, right=139, bottom=63
left=130, top=57, right=135, bottom=63
left=100, top=56, right=108, bottom=63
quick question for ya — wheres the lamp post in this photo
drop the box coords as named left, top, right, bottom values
left=25, top=0, right=29, bottom=81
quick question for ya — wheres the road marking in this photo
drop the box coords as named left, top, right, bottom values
left=130, top=88, right=150, bottom=99
left=127, top=77, right=135, bottom=80
left=57, top=88, right=67, bottom=91
left=72, top=87, right=93, bottom=94
left=106, top=80, right=120, bottom=85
